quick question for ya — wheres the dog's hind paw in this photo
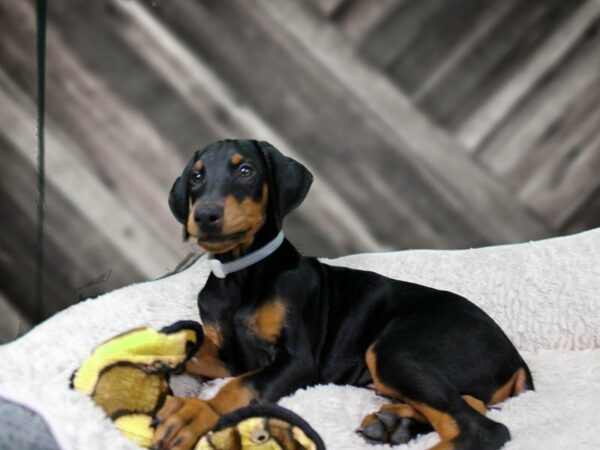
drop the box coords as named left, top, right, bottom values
left=358, top=406, right=432, bottom=445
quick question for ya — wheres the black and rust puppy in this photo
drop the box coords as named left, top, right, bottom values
left=152, top=140, right=533, bottom=450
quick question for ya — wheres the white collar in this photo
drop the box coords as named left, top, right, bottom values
left=207, top=231, right=285, bottom=278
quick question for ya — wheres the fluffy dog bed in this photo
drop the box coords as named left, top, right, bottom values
left=1, top=229, right=599, bottom=450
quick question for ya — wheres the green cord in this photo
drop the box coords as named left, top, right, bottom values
left=35, top=0, right=47, bottom=323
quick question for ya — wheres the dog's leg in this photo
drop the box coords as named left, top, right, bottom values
left=184, top=327, right=230, bottom=379
left=360, top=344, right=510, bottom=450
left=488, top=367, right=529, bottom=405
left=152, top=351, right=314, bottom=450
left=360, top=395, right=487, bottom=445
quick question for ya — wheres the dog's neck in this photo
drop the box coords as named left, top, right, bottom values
left=207, top=233, right=281, bottom=279
left=210, top=222, right=279, bottom=263
left=206, top=222, right=300, bottom=282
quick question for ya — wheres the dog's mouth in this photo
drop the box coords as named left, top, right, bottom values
left=197, top=230, right=248, bottom=244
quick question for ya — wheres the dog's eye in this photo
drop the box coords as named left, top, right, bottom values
left=190, top=171, right=203, bottom=185
left=238, top=164, right=254, bottom=177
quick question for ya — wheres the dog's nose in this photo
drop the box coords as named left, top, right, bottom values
left=194, top=204, right=223, bottom=230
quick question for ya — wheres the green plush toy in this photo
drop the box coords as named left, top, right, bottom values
left=71, top=322, right=324, bottom=450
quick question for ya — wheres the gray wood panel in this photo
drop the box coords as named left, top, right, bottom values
left=415, top=0, right=583, bottom=129
left=476, top=16, right=600, bottom=227
left=478, top=15, right=600, bottom=181
left=387, top=0, right=491, bottom=95
left=45, top=1, right=222, bottom=154
left=359, top=0, right=445, bottom=69
left=0, top=133, right=144, bottom=320
left=308, top=0, right=348, bottom=16
left=0, top=1, right=187, bottom=262
left=0, top=0, right=598, bottom=326
left=561, top=185, right=600, bottom=236
left=0, top=291, right=30, bottom=344
left=457, top=0, right=600, bottom=150
left=332, top=0, right=400, bottom=43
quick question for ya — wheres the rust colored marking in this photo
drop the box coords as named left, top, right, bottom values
left=489, top=368, right=527, bottom=405
left=186, top=324, right=230, bottom=379
left=187, top=199, right=200, bottom=237
left=152, top=396, right=219, bottom=448
left=196, top=240, right=236, bottom=254
left=203, top=322, right=224, bottom=349
left=230, top=153, right=244, bottom=165
left=221, top=184, right=268, bottom=240
left=201, top=184, right=268, bottom=254
left=186, top=350, right=230, bottom=379
left=194, top=160, right=204, bottom=171
left=250, top=299, right=286, bottom=343
left=359, top=413, right=379, bottom=429
left=154, top=395, right=183, bottom=423
left=513, top=367, right=528, bottom=396
left=365, top=345, right=402, bottom=399
left=209, top=377, right=257, bottom=415
left=361, top=402, right=427, bottom=430
left=380, top=402, right=428, bottom=423
left=407, top=400, right=460, bottom=443
left=462, top=395, right=487, bottom=415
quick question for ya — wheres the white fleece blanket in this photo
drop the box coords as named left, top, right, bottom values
left=1, top=229, right=599, bottom=450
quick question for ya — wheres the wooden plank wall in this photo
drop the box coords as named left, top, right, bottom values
left=316, top=0, right=600, bottom=234
left=0, top=0, right=598, bottom=337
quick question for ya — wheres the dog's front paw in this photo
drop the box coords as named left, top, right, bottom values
left=152, top=396, right=219, bottom=450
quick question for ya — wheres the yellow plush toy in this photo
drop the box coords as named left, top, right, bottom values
left=71, top=321, right=203, bottom=447
left=196, top=404, right=325, bottom=450
left=71, top=322, right=325, bottom=450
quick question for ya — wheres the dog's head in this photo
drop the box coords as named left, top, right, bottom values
left=169, top=140, right=313, bottom=254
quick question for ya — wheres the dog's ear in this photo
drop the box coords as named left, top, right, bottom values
left=169, top=157, right=196, bottom=239
left=254, top=140, right=313, bottom=227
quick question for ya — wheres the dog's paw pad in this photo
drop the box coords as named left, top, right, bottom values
left=389, top=417, right=413, bottom=444
left=358, top=411, right=423, bottom=445
left=360, top=420, right=386, bottom=442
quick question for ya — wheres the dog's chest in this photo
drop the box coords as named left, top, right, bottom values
left=199, top=299, right=279, bottom=375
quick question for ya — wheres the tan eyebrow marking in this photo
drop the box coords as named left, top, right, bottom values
left=194, top=160, right=204, bottom=171
left=230, top=153, right=244, bottom=165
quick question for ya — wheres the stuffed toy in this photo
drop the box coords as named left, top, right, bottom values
left=70, top=321, right=202, bottom=447
left=196, top=403, right=325, bottom=450
left=70, top=322, right=324, bottom=450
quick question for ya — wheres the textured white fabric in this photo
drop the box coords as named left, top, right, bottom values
left=0, top=228, right=599, bottom=450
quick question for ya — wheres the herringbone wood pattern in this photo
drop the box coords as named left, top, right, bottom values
left=0, top=0, right=598, bottom=332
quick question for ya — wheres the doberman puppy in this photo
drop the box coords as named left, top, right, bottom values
left=152, top=139, right=533, bottom=450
